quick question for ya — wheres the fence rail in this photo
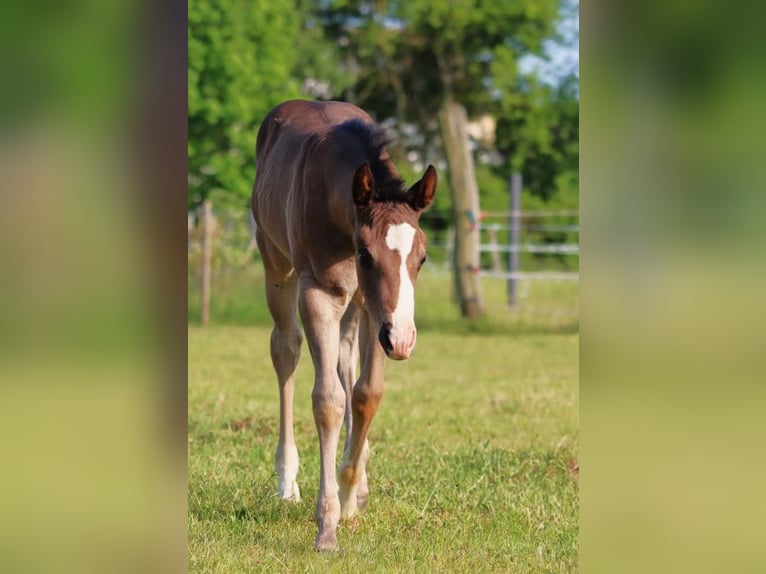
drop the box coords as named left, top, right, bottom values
left=483, top=209, right=580, bottom=218
left=479, top=271, right=580, bottom=281
left=481, top=223, right=579, bottom=233
left=190, top=175, right=579, bottom=318
left=480, top=243, right=579, bottom=255
left=423, top=177, right=579, bottom=309
left=489, top=175, right=578, bottom=307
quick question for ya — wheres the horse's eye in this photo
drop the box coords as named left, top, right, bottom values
left=418, top=254, right=427, bottom=270
left=358, top=248, right=373, bottom=270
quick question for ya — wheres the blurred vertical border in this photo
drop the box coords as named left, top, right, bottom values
left=0, top=0, right=187, bottom=572
left=581, top=0, right=766, bottom=573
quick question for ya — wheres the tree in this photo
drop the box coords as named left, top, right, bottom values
left=188, top=0, right=350, bottom=210
left=495, top=73, right=579, bottom=204
left=319, top=0, right=560, bottom=318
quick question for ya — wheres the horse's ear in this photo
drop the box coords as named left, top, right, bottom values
left=408, top=164, right=437, bottom=211
left=352, top=163, right=375, bottom=206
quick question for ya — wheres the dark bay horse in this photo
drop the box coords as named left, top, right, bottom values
left=251, top=100, right=436, bottom=551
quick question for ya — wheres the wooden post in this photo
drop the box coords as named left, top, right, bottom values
left=438, top=98, right=484, bottom=319
left=200, top=200, right=213, bottom=326
left=508, top=174, right=521, bottom=308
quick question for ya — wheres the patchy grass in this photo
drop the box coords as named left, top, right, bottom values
left=188, top=269, right=578, bottom=572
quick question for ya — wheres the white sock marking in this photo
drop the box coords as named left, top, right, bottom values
left=385, top=223, right=416, bottom=327
left=276, top=445, right=301, bottom=501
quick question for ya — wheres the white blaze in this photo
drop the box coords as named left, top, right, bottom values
left=385, top=222, right=416, bottom=327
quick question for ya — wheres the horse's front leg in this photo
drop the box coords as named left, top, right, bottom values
left=339, top=309, right=385, bottom=519
left=298, top=275, right=349, bottom=552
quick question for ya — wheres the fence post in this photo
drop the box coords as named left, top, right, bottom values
left=200, top=200, right=213, bottom=326
left=507, top=173, right=522, bottom=308
left=487, top=225, right=501, bottom=272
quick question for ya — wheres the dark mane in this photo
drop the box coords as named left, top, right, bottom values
left=335, top=119, right=406, bottom=201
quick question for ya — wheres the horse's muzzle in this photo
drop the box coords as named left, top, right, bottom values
left=378, top=322, right=417, bottom=360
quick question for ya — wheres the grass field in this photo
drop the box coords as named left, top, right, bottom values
left=189, top=268, right=579, bottom=572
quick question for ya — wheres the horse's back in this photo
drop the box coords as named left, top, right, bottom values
left=255, top=100, right=371, bottom=165
left=252, top=100, right=372, bottom=268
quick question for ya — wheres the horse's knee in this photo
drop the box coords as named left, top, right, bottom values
left=352, top=384, right=382, bottom=418
left=271, top=324, right=302, bottom=349
left=270, top=326, right=302, bottom=372
left=289, top=328, right=303, bottom=354
left=312, top=379, right=345, bottom=426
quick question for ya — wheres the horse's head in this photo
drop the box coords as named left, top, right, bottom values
left=352, top=163, right=437, bottom=360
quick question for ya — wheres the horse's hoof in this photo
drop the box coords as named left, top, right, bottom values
left=314, top=531, right=339, bottom=552
left=278, top=480, right=301, bottom=502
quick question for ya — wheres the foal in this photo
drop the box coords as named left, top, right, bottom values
left=251, top=100, right=436, bottom=551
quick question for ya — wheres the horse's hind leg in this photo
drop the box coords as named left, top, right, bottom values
left=256, top=230, right=303, bottom=501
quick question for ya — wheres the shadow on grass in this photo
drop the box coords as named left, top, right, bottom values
left=189, top=474, right=307, bottom=525
left=230, top=495, right=311, bottom=526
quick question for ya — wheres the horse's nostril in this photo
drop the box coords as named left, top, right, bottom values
left=378, top=325, right=393, bottom=354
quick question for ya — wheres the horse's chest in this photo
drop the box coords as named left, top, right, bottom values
left=313, top=257, right=358, bottom=297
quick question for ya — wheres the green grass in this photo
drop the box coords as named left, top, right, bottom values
left=189, top=269, right=578, bottom=572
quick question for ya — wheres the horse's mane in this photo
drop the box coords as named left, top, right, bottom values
left=335, top=119, right=407, bottom=201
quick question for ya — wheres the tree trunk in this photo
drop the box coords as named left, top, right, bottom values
left=438, top=99, right=484, bottom=319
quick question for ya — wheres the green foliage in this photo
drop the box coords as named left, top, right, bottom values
left=188, top=0, right=351, bottom=210
left=495, top=74, right=580, bottom=203
left=321, top=0, right=559, bottom=118
left=475, top=163, right=510, bottom=212
left=189, top=0, right=298, bottom=208
left=318, top=0, right=576, bottom=235
left=188, top=0, right=577, bottom=217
